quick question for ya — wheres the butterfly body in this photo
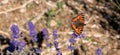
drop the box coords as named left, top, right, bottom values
left=71, top=13, right=85, bottom=35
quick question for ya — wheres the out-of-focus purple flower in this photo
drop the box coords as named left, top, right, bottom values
left=79, top=33, right=85, bottom=38
left=47, top=43, right=52, bottom=47
left=18, top=47, right=24, bottom=52
left=96, top=48, right=102, bottom=55
left=8, top=42, right=15, bottom=52
left=72, top=32, right=79, bottom=38
left=68, top=45, right=75, bottom=51
left=28, top=22, right=36, bottom=34
left=28, top=22, right=37, bottom=42
left=54, top=41, right=58, bottom=49
left=69, top=37, right=76, bottom=43
left=11, top=24, right=20, bottom=39
left=10, top=39, right=19, bottom=47
left=32, top=35, right=37, bottom=42
left=18, top=41, right=26, bottom=52
left=36, top=48, right=42, bottom=53
left=42, top=28, right=49, bottom=40
left=53, top=29, right=58, bottom=40
left=57, top=50, right=62, bottom=55
left=20, top=41, right=26, bottom=47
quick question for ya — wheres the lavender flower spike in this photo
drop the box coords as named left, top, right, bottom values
left=28, top=22, right=37, bottom=42
left=72, top=32, right=78, bottom=38
left=57, top=50, right=62, bottom=55
left=10, top=39, right=19, bottom=47
left=69, top=37, right=76, bottom=43
left=54, top=41, right=58, bottom=49
left=96, top=48, right=102, bottom=55
left=42, top=28, right=49, bottom=40
left=53, top=29, right=58, bottom=40
left=28, top=22, right=37, bottom=34
left=68, top=45, right=75, bottom=51
left=36, top=48, right=42, bottom=53
left=10, top=24, right=20, bottom=39
left=79, top=33, right=86, bottom=38
left=18, top=41, right=26, bottom=52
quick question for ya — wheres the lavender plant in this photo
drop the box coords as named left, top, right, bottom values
left=8, top=24, right=20, bottom=52
left=52, top=29, right=62, bottom=55
left=68, top=32, right=85, bottom=55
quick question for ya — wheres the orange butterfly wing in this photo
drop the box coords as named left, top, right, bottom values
left=71, top=14, right=85, bottom=35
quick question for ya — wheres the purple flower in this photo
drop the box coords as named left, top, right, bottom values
left=57, top=50, right=62, bottom=55
left=69, top=37, right=76, bottom=43
left=28, top=22, right=37, bottom=42
left=8, top=42, right=15, bottom=52
left=18, top=47, right=24, bottom=52
left=54, top=41, right=58, bottom=49
left=72, top=32, right=79, bottom=38
left=10, top=39, right=19, bottom=47
left=28, top=22, right=36, bottom=34
left=53, top=29, right=58, bottom=40
left=68, top=45, right=75, bottom=50
left=36, top=48, right=42, bottom=53
left=32, top=36, right=37, bottom=42
left=96, top=48, right=102, bottom=55
left=42, top=28, right=49, bottom=40
left=47, top=43, right=52, bottom=47
left=79, top=33, right=85, bottom=38
left=18, top=41, right=26, bottom=52
left=20, top=41, right=26, bottom=47
left=10, top=24, right=20, bottom=39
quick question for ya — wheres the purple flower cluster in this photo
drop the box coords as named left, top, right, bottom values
left=18, top=41, right=26, bottom=52
left=68, top=32, right=86, bottom=54
left=96, top=48, right=102, bottom=55
left=53, top=29, right=58, bottom=49
left=28, top=22, right=37, bottom=42
left=47, top=43, right=52, bottom=47
left=54, top=41, right=58, bottom=49
left=9, top=24, right=26, bottom=52
left=68, top=32, right=76, bottom=51
left=52, top=29, right=62, bottom=55
left=42, top=28, right=51, bottom=48
left=36, top=48, right=42, bottom=53
left=10, top=24, right=20, bottom=39
left=42, top=28, right=49, bottom=40
left=57, top=50, right=62, bottom=55
left=72, top=32, right=85, bottom=39
left=69, top=37, right=76, bottom=43
left=9, top=24, right=20, bottom=52
left=8, top=22, right=88, bottom=54
left=68, top=45, right=75, bottom=51
left=53, top=29, right=58, bottom=40
left=10, top=39, right=19, bottom=47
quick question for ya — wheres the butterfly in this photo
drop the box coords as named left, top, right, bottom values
left=71, top=13, right=85, bottom=35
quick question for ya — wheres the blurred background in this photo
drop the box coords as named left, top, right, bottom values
left=0, top=0, right=120, bottom=55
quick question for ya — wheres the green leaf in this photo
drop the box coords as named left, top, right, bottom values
left=86, top=37, right=92, bottom=42
left=47, top=9, right=55, bottom=17
left=57, top=20, right=63, bottom=26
